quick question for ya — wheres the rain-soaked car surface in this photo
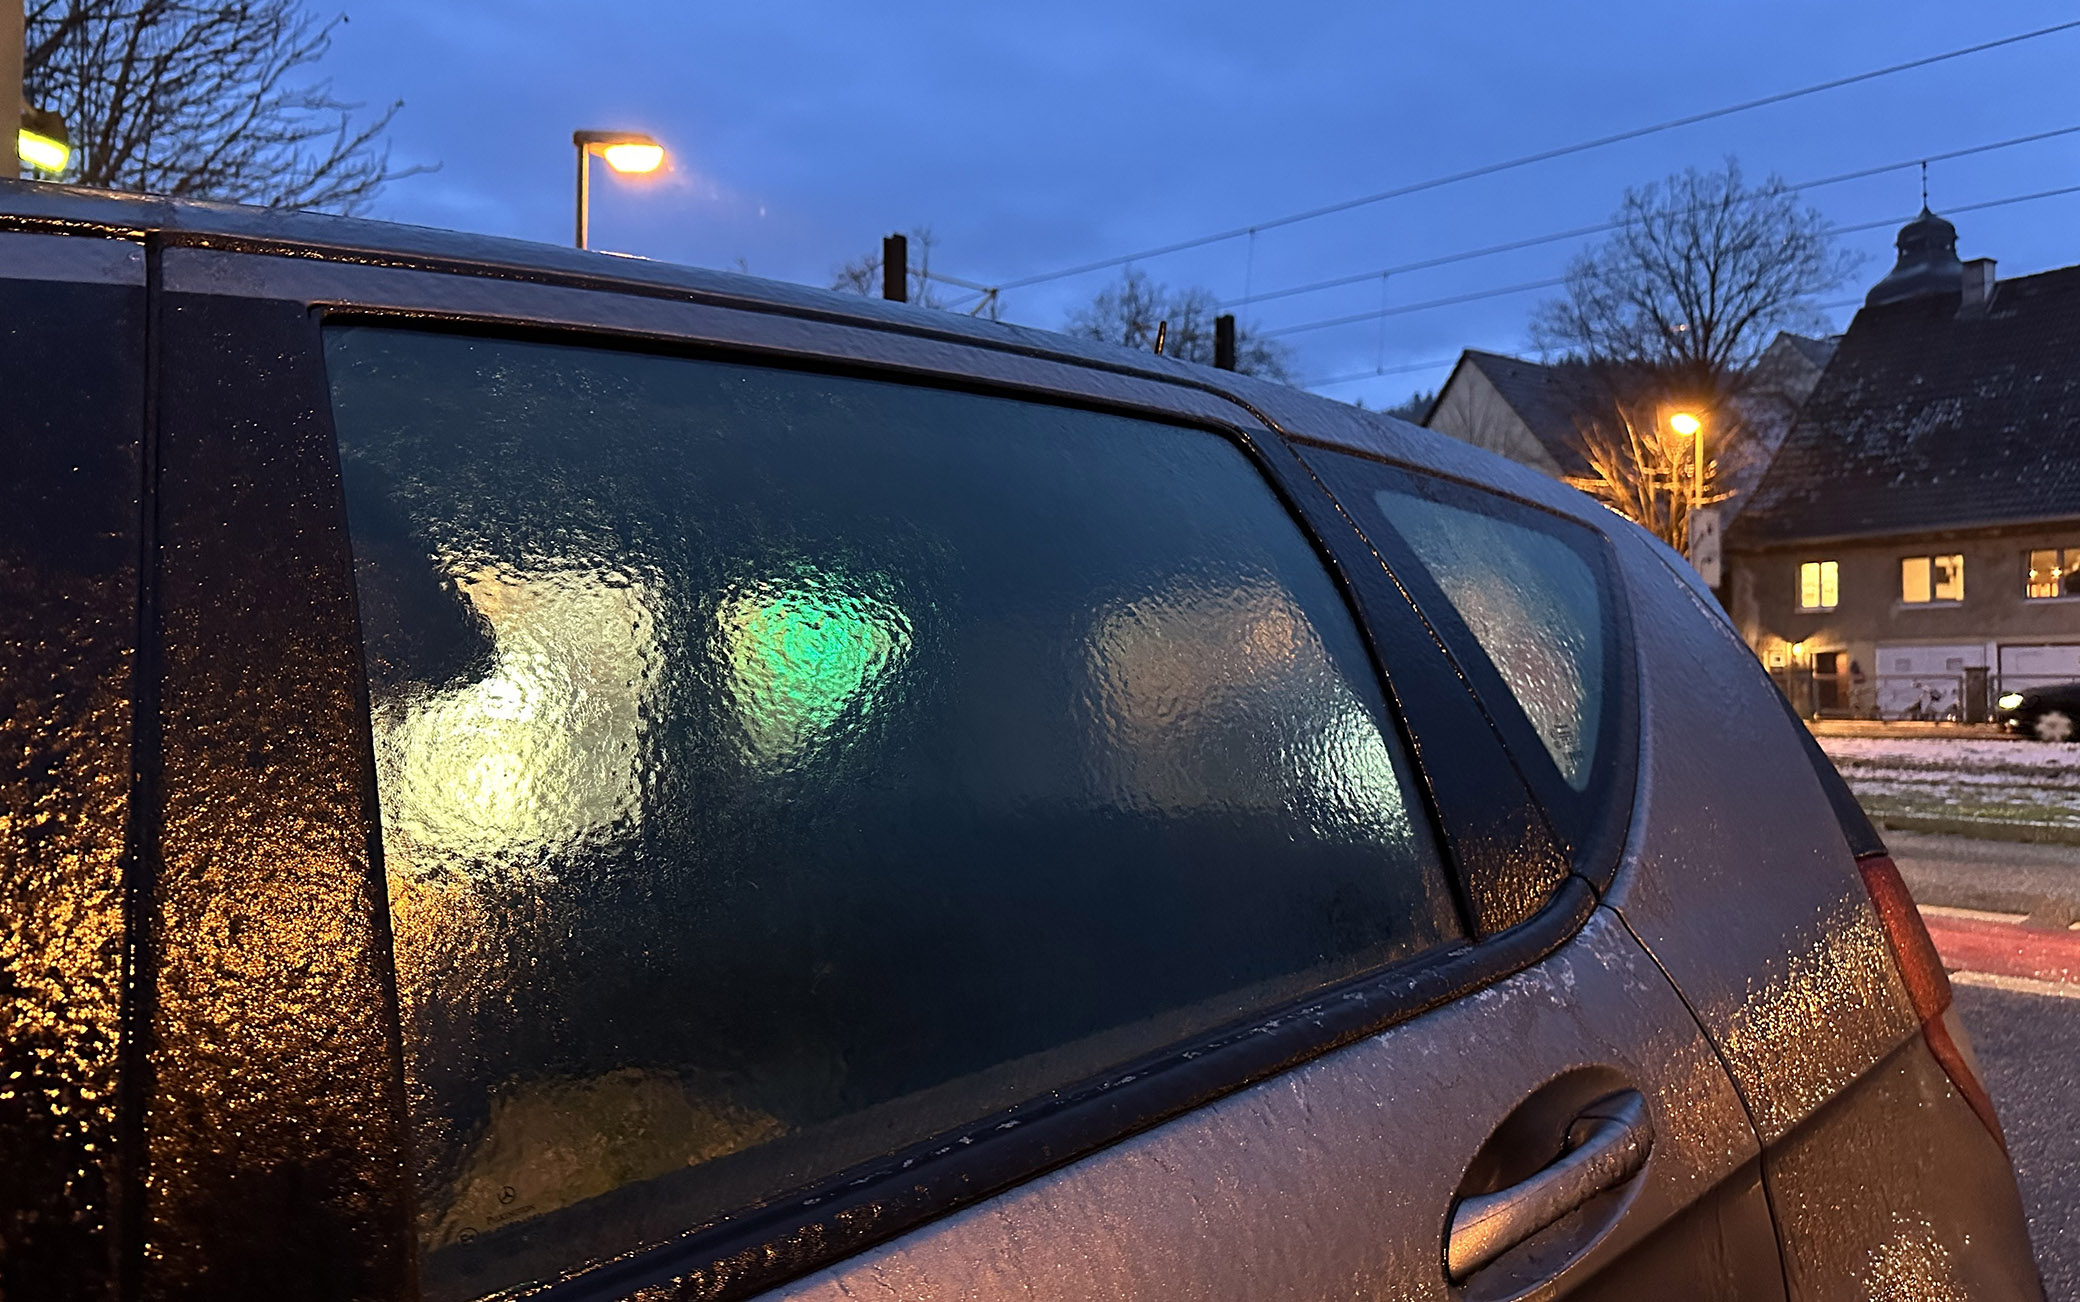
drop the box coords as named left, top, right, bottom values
left=0, top=181, right=2044, bottom=1301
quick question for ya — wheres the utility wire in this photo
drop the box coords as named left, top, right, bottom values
left=1261, top=278, right=1568, bottom=339
left=1267, top=179, right=2080, bottom=346
left=1306, top=356, right=1467, bottom=388
left=1829, top=180, right=2080, bottom=234
left=1225, top=123, right=2080, bottom=310
left=1292, top=182, right=2080, bottom=391
left=989, top=20, right=2080, bottom=292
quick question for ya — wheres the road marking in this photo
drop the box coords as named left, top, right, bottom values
left=1952, top=970, right=2080, bottom=1000
left=1920, top=903, right=2031, bottom=925
left=1922, top=909, right=2080, bottom=985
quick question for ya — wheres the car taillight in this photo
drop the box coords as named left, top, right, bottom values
left=1857, top=853, right=2008, bottom=1154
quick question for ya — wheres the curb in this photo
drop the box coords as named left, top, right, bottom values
left=1880, top=815, right=2080, bottom=847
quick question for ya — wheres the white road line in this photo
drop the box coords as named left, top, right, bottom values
left=1921, top=903, right=2032, bottom=925
left=1952, top=970, right=2080, bottom=1000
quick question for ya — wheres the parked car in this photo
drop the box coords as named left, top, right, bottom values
left=0, top=181, right=2042, bottom=1301
left=1997, top=680, right=2080, bottom=742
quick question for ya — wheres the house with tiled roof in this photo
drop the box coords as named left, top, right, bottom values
left=1725, top=207, right=2080, bottom=720
left=1423, top=334, right=1834, bottom=519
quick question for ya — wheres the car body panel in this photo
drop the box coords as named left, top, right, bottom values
left=1599, top=531, right=1917, bottom=1145
left=1604, top=533, right=2040, bottom=1298
left=767, top=909, right=1779, bottom=1302
left=1762, top=1030, right=2038, bottom=1299
left=0, top=232, right=147, bottom=1299
left=142, top=285, right=417, bottom=1296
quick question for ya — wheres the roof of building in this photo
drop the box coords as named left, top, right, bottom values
left=1866, top=207, right=1963, bottom=308
left=1438, top=350, right=1638, bottom=477
left=1439, top=339, right=1830, bottom=494
left=1772, top=332, right=1840, bottom=372
left=1731, top=261, right=2080, bottom=546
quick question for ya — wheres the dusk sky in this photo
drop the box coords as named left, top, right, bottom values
left=321, top=1, right=2080, bottom=408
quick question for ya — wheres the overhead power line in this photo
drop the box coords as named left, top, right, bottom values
left=1828, top=180, right=2080, bottom=234
left=1225, top=123, right=2080, bottom=311
left=989, top=20, right=2080, bottom=293
left=1265, top=179, right=2080, bottom=348
left=1260, top=278, right=1568, bottom=339
left=1305, top=356, right=1466, bottom=389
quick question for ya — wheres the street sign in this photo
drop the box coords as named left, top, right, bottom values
left=1689, top=506, right=1722, bottom=588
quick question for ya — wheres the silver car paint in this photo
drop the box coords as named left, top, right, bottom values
left=765, top=910, right=1776, bottom=1301
left=1599, top=532, right=1917, bottom=1143
left=1762, top=1029, right=2038, bottom=1299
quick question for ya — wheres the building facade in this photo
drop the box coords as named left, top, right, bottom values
left=1726, top=208, right=2080, bottom=718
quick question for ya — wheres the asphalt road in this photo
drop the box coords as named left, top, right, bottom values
left=1956, top=980, right=2080, bottom=1298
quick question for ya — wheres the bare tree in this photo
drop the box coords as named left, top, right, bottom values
left=1066, top=267, right=1292, bottom=382
left=24, top=0, right=422, bottom=212
left=1531, top=159, right=1858, bottom=403
left=1563, top=399, right=1728, bottom=554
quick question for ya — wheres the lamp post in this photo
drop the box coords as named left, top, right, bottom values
left=5, top=0, right=22, bottom=180
left=1668, top=410, right=1703, bottom=513
left=1669, top=408, right=1721, bottom=587
left=572, top=130, right=665, bottom=250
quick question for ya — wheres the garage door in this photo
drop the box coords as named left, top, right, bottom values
left=1874, top=643, right=1984, bottom=719
left=1999, top=643, right=2080, bottom=692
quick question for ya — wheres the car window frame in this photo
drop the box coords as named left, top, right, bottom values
left=148, top=239, right=1610, bottom=1301
left=1286, top=440, right=1641, bottom=896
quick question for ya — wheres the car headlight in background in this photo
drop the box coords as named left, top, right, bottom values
left=1998, top=693, right=2026, bottom=711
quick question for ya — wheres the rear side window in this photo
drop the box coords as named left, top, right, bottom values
left=324, top=327, right=1461, bottom=1297
left=1297, top=448, right=1628, bottom=868
left=1371, top=483, right=1606, bottom=788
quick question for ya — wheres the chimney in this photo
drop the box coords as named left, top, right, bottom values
left=1960, top=258, right=1997, bottom=315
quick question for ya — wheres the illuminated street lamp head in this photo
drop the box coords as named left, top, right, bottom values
left=574, top=130, right=665, bottom=172
left=572, top=130, right=668, bottom=250
left=602, top=142, right=664, bottom=173
left=1668, top=411, right=1702, bottom=438
left=17, top=107, right=72, bottom=176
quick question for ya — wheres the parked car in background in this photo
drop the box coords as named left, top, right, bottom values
left=0, top=181, right=2043, bottom=1300
left=1998, top=680, right=2080, bottom=741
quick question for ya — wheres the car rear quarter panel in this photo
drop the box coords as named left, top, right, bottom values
left=1600, top=531, right=1915, bottom=1142
left=1603, top=528, right=2039, bottom=1298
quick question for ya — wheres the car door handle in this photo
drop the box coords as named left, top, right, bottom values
left=1446, top=1089, right=1654, bottom=1282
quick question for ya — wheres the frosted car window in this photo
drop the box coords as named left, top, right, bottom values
left=1372, top=486, right=1607, bottom=789
left=324, top=327, right=1460, bottom=1300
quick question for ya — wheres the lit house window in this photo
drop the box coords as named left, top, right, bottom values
left=1901, top=554, right=1964, bottom=604
left=2026, top=547, right=2080, bottom=599
left=1797, top=560, right=1839, bottom=611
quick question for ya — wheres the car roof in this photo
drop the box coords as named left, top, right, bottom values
left=1, top=177, right=1609, bottom=529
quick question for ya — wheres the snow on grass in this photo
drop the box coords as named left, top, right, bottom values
left=1818, top=735, right=2080, bottom=831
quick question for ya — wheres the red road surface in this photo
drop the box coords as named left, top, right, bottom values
left=1922, top=910, right=2080, bottom=985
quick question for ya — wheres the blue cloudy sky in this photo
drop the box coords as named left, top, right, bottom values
left=321, top=0, right=2080, bottom=407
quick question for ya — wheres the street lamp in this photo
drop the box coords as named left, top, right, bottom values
left=1668, top=408, right=1721, bottom=585
left=17, top=106, right=71, bottom=176
left=572, top=129, right=665, bottom=251
left=1668, top=409, right=1704, bottom=511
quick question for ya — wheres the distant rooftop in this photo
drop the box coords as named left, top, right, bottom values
left=1733, top=258, right=2080, bottom=545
